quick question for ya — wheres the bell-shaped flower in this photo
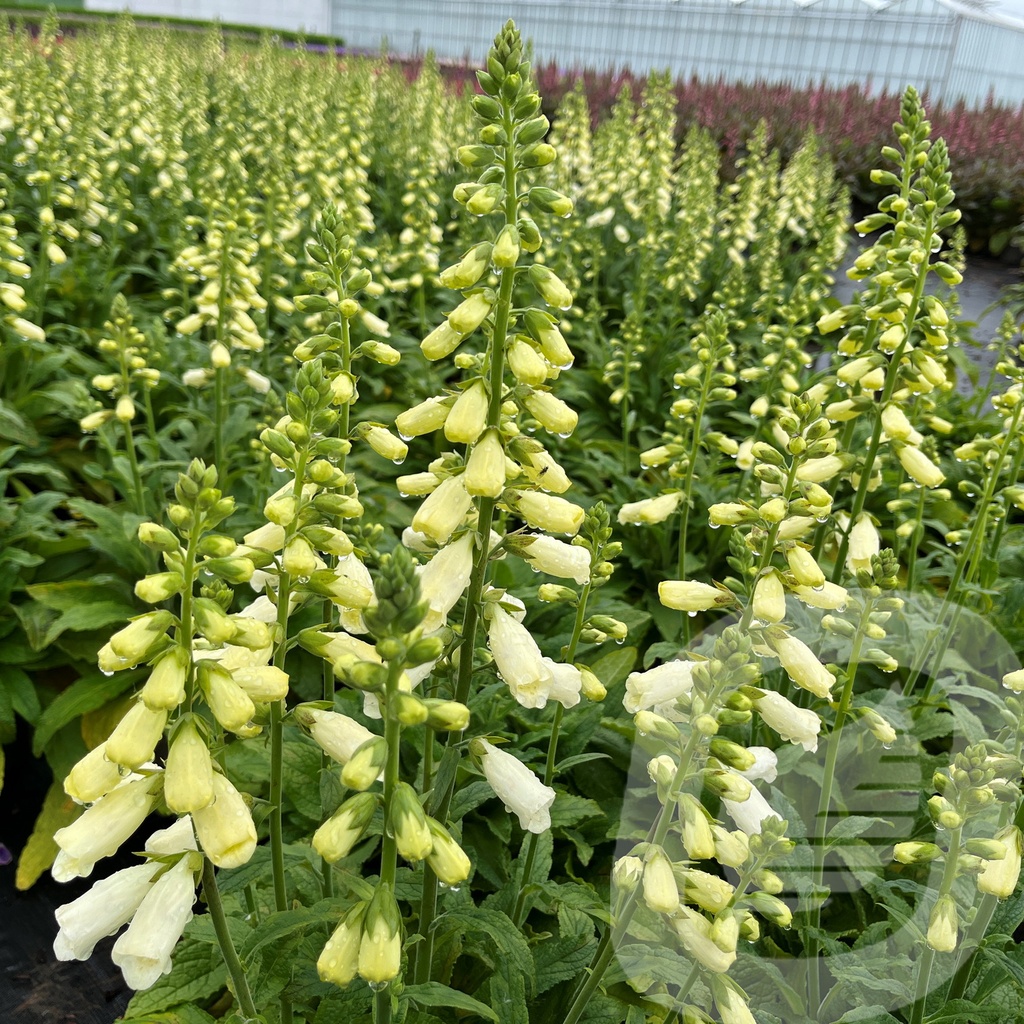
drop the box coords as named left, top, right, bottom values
left=658, top=580, right=732, bottom=613
left=618, top=492, right=682, bottom=526
left=623, top=660, right=694, bottom=715
left=412, top=475, right=472, bottom=545
left=474, top=739, right=555, bottom=834
left=191, top=772, right=257, bottom=869
left=753, top=690, right=821, bottom=752
left=53, top=773, right=161, bottom=881
left=299, top=707, right=376, bottom=766
left=722, top=775, right=782, bottom=835
left=672, top=906, right=737, bottom=974
left=110, top=853, right=199, bottom=990
left=417, top=533, right=475, bottom=633
left=318, top=903, right=366, bottom=987
left=54, top=862, right=160, bottom=962
left=487, top=603, right=554, bottom=708
left=773, top=635, right=835, bottom=700
left=978, top=826, right=1022, bottom=899
left=63, top=743, right=123, bottom=805
left=105, top=701, right=168, bottom=770
left=514, top=534, right=590, bottom=584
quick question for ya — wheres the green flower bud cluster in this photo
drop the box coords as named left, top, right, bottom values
left=80, top=294, right=160, bottom=434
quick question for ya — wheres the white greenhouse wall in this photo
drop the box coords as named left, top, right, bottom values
left=82, top=0, right=1024, bottom=106
left=327, top=0, right=1024, bottom=106
left=84, top=0, right=332, bottom=36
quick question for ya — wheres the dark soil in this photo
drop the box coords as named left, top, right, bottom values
left=1, top=725, right=132, bottom=1024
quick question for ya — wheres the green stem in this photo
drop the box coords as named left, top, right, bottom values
left=121, top=418, right=146, bottom=518
left=414, top=99, right=519, bottom=985
left=269, top=449, right=311, bottom=916
left=202, top=858, right=259, bottom=1020
left=904, top=484, right=927, bottom=593
left=374, top=658, right=404, bottom=1024
left=909, top=827, right=962, bottom=1024
left=806, top=595, right=874, bottom=1016
left=212, top=226, right=232, bottom=477
left=563, top=723, right=709, bottom=1024
left=511, top=582, right=592, bottom=926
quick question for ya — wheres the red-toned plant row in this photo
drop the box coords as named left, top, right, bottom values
left=428, top=58, right=1024, bottom=254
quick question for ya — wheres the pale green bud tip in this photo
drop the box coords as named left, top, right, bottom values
left=893, top=841, right=943, bottom=864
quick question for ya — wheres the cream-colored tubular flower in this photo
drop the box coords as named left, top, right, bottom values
left=487, top=603, right=555, bottom=708
left=738, top=746, right=778, bottom=784
left=52, top=773, right=162, bottom=882
left=300, top=707, right=377, bottom=766
left=752, top=690, right=821, bottom=752
left=412, top=475, right=473, bottom=545
left=658, top=580, right=733, bottom=613
left=897, top=445, right=945, bottom=487
left=475, top=739, right=556, bottom=834
left=846, top=513, right=879, bottom=575
left=63, top=742, right=124, bottom=805
left=773, top=634, right=835, bottom=700
left=516, top=533, right=590, bottom=585
left=977, top=826, right=1023, bottom=899
left=623, top=660, right=695, bottom=715
left=54, top=862, right=160, bottom=961
left=618, top=492, right=682, bottom=526
left=111, top=853, right=199, bottom=990
left=417, top=532, right=475, bottom=632
left=191, top=772, right=257, bottom=869
left=672, top=906, right=737, bottom=974
left=722, top=775, right=782, bottom=835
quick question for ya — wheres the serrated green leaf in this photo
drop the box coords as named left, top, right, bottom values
left=923, top=999, right=1003, bottom=1023
left=450, top=780, right=495, bottom=822
left=833, top=1008, right=902, bottom=1024
left=532, top=932, right=597, bottom=995
left=119, top=1007, right=218, bottom=1024
left=282, top=733, right=327, bottom=820
left=550, top=793, right=604, bottom=829
left=239, top=899, right=342, bottom=961
left=32, top=668, right=143, bottom=755
left=405, top=981, right=499, bottom=1021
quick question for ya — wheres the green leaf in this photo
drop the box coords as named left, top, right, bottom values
left=428, top=745, right=461, bottom=817
left=826, top=815, right=894, bottom=846
left=923, top=999, right=1004, bottom=1023
left=550, top=793, right=604, bottom=829
left=282, top=733, right=327, bottom=820
left=239, top=900, right=342, bottom=962
left=554, top=752, right=611, bottom=773
left=532, top=932, right=597, bottom=995
left=125, top=930, right=229, bottom=1016
left=450, top=780, right=495, bottom=822
left=119, top=1008, right=218, bottom=1024
left=586, top=644, right=638, bottom=689
left=15, top=780, right=80, bottom=889
left=405, top=982, right=499, bottom=1022
left=32, top=668, right=143, bottom=756
left=833, top=1009, right=902, bottom=1024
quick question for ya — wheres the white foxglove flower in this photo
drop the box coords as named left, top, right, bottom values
left=302, top=708, right=376, bottom=765
left=182, top=368, right=213, bottom=388
left=753, top=690, right=821, bottom=752
left=53, top=774, right=161, bottom=881
left=542, top=659, right=583, bottom=709
left=487, top=604, right=554, bottom=709
left=977, top=826, right=1022, bottom=899
left=475, top=739, right=555, bottom=834
left=517, top=534, right=590, bottom=584
left=145, top=816, right=198, bottom=855
left=793, top=581, right=848, bottom=610
left=192, top=772, right=257, bottom=869
left=623, top=660, right=694, bottom=714
left=111, top=854, right=199, bottom=990
left=618, top=492, right=681, bottom=526
left=240, top=368, right=271, bottom=394
left=846, top=513, right=880, bottom=575
left=658, top=580, right=732, bottom=613
left=54, top=862, right=160, bottom=961
left=774, top=635, right=835, bottom=699
left=337, top=555, right=375, bottom=634
left=417, top=533, right=474, bottom=632
left=739, top=746, right=778, bottom=784
left=723, top=776, right=781, bottom=835
left=672, top=906, right=736, bottom=974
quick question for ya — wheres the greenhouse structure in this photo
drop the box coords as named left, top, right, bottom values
left=86, top=0, right=1024, bottom=106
